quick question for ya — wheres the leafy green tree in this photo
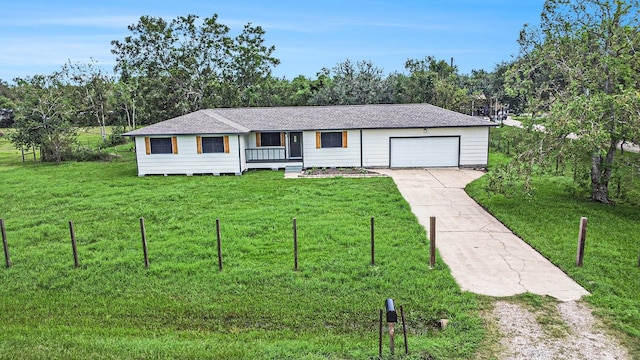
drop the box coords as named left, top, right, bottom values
left=460, top=69, right=499, bottom=116
left=282, top=75, right=313, bottom=106
left=0, top=80, right=16, bottom=127
left=310, top=60, right=394, bottom=105
left=113, top=79, right=138, bottom=130
left=9, top=73, right=77, bottom=163
left=112, top=14, right=280, bottom=120
left=64, top=59, right=115, bottom=140
left=491, top=61, right=526, bottom=114
left=396, top=56, right=467, bottom=112
left=112, top=14, right=231, bottom=122
left=507, top=0, right=640, bottom=203
left=223, top=23, right=280, bottom=107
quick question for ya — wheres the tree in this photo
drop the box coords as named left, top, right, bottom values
left=507, top=0, right=640, bottom=203
left=310, top=60, right=394, bottom=105
left=280, top=75, right=313, bottom=106
left=223, top=23, right=280, bottom=107
left=0, top=80, right=16, bottom=127
left=9, top=73, right=76, bottom=163
left=396, top=56, right=467, bottom=112
left=64, top=59, right=115, bottom=141
left=491, top=61, right=527, bottom=115
left=112, top=14, right=232, bottom=122
left=113, top=78, right=138, bottom=130
left=0, top=101, right=15, bottom=128
left=111, top=14, right=280, bottom=121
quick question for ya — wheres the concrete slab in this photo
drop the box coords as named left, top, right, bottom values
left=375, top=168, right=589, bottom=302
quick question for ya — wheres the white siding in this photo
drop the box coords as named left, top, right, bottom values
left=239, top=134, right=248, bottom=172
left=457, top=127, right=490, bottom=166
left=134, top=135, right=241, bottom=176
left=302, top=130, right=361, bottom=168
left=362, top=127, right=488, bottom=167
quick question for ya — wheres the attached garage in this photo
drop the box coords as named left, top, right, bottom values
left=390, top=136, right=460, bottom=167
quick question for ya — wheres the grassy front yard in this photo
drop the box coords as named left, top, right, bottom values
left=0, top=143, right=483, bottom=359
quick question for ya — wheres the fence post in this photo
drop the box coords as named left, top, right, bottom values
left=293, top=218, right=298, bottom=271
left=69, top=221, right=79, bottom=268
left=576, top=217, right=587, bottom=267
left=401, top=305, right=408, bottom=355
left=140, top=217, right=149, bottom=269
left=370, top=217, right=375, bottom=266
left=429, top=216, right=436, bottom=268
left=1, top=219, right=11, bottom=268
left=216, top=218, right=223, bottom=271
left=378, top=308, right=383, bottom=358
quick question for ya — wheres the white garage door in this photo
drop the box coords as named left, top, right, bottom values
left=390, top=137, right=459, bottom=167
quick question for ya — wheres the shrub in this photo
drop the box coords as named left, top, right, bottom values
left=102, top=126, right=129, bottom=147
left=70, top=145, right=112, bottom=162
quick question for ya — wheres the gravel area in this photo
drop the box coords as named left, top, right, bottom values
left=493, top=300, right=630, bottom=360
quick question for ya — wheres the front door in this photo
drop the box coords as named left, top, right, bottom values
left=289, top=132, right=302, bottom=158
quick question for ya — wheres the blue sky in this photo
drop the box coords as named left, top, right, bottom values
left=0, top=0, right=545, bottom=82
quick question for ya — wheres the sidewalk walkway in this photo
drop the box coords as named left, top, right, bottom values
left=375, top=168, right=589, bottom=302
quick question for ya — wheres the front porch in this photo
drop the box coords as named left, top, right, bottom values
left=245, top=147, right=302, bottom=171
left=245, top=147, right=302, bottom=163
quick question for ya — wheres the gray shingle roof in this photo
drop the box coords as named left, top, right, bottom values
left=123, top=103, right=495, bottom=136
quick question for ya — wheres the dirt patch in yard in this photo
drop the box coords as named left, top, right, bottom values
left=489, top=300, right=630, bottom=360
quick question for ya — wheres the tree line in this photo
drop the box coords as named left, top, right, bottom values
left=0, top=14, right=518, bottom=163
left=2, top=0, right=639, bottom=204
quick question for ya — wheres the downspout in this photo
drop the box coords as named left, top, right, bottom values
left=486, top=127, right=491, bottom=168
left=134, top=136, right=140, bottom=176
left=237, top=135, right=242, bottom=175
left=360, top=129, right=363, bottom=168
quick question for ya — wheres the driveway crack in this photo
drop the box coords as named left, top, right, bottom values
left=493, top=233, right=528, bottom=293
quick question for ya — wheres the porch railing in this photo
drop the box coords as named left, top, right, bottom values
left=245, top=147, right=286, bottom=162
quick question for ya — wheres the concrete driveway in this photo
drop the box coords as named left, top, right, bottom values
left=375, top=168, right=589, bottom=302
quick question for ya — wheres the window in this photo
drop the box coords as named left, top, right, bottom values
left=197, top=136, right=230, bottom=154
left=258, top=132, right=283, bottom=147
left=202, top=137, right=224, bottom=153
left=316, top=131, right=348, bottom=148
left=145, top=137, right=176, bottom=154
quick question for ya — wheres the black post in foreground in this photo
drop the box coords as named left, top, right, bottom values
left=576, top=217, right=587, bottom=267
left=69, top=221, right=79, bottom=268
left=370, top=217, right=375, bottom=266
left=378, top=308, right=383, bottom=358
left=293, top=218, right=298, bottom=271
left=400, top=305, right=408, bottom=355
left=216, top=218, right=223, bottom=271
left=429, top=216, right=436, bottom=268
left=1, top=218, right=10, bottom=268
left=140, top=217, right=149, bottom=269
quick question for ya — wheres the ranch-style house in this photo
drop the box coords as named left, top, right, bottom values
left=123, top=103, right=495, bottom=176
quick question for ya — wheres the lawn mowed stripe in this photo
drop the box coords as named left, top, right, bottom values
left=0, top=160, right=483, bottom=359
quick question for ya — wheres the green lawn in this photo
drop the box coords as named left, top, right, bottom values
left=0, top=144, right=484, bottom=359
